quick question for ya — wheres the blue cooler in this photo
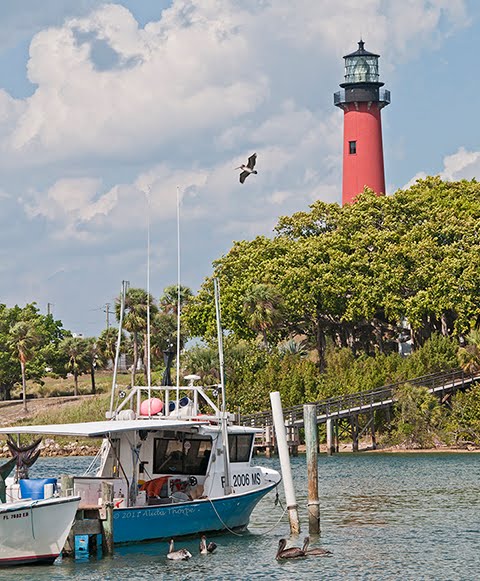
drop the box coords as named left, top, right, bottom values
left=19, top=478, right=57, bottom=500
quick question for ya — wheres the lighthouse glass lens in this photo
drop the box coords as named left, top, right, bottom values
left=345, top=56, right=379, bottom=83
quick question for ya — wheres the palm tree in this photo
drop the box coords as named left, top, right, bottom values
left=97, top=327, right=123, bottom=369
left=242, top=283, right=284, bottom=348
left=457, top=329, right=480, bottom=374
left=8, top=321, right=41, bottom=411
left=60, top=336, right=89, bottom=396
left=84, top=338, right=106, bottom=394
left=159, top=285, right=193, bottom=315
left=116, top=288, right=155, bottom=386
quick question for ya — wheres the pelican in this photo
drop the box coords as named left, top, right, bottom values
left=167, top=539, right=192, bottom=560
left=199, top=535, right=217, bottom=554
left=235, top=153, right=258, bottom=183
left=302, top=536, right=333, bottom=557
left=275, top=538, right=305, bottom=560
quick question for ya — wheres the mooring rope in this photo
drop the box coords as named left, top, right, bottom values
left=207, top=486, right=288, bottom=537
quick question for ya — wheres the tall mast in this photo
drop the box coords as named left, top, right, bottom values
left=175, top=186, right=181, bottom=416
left=145, top=189, right=152, bottom=413
left=109, top=280, right=128, bottom=417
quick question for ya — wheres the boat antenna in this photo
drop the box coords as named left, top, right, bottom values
left=109, top=280, right=129, bottom=418
left=145, top=187, right=152, bottom=414
left=175, top=185, right=181, bottom=416
left=214, top=277, right=232, bottom=494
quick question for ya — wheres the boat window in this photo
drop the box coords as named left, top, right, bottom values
left=153, top=436, right=212, bottom=475
left=229, top=434, right=253, bottom=463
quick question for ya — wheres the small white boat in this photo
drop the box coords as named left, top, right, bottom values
left=0, top=495, right=80, bottom=566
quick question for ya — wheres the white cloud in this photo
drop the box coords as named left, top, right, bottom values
left=440, top=147, right=480, bottom=181
left=0, top=0, right=468, bottom=168
left=0, top=0, right=472, bottom=335
left=403, top=147, right=480, bottom=190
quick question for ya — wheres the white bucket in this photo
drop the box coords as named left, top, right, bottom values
left=44, top=483, right=55, bottom=499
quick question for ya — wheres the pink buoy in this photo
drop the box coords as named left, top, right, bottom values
left=140, top=397, right=164, bottom=416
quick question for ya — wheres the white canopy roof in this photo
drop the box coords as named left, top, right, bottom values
left=0, top=419, right=208, bottom=438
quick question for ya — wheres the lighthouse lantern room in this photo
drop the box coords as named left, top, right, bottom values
left=334, top=40, right=390, bottom=205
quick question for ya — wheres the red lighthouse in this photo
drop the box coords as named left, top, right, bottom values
left=334, top=41, right=390, bottom=205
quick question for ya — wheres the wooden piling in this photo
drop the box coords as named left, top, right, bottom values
left=304, top=404, right=320, bottom=535
left=351, top=416, right=359, bottom=452
left=326, top=417, right=335, bottom=456
left=101, top=481, right=114, bottom=556
left=61, top=475, right=75, bottom=556
left=270, top=391, right=300, bottom=535
left=371, top=411, right=377, bottom=449
left=61, top=474, right=74, bottom=497
left=265, top=425, right=272, bottom=458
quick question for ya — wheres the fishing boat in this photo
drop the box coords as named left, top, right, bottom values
left=0, top=380, right=280, bottom=545
left=0, top=206, right=281, bottom=546
left=0, top=493, right=80, bottom=566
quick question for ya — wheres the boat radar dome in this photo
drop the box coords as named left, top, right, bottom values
left=184, top=374, right=201, bottom=385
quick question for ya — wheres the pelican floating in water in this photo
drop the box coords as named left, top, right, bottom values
left=199, top=535, right=217, bottom=554
left=235, top=153, right=258, bottom=183
left=167, top=539, right=192, bottom=560
left=275, top=538, right=305, bottom=560
left=302, top=537, right=333, bottom=557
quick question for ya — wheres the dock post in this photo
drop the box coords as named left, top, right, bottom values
left=101, top=481, right=114, bottom=556
left=352, top=416, right=359, bottom=452
left=371, top=411, right=377, bottom=449
left=60, top=475, right=75, bottom=556
left=326, top=418, right=335, bottom=456
left=61, top=474, right=74, bottom=497
left=265, top=425, right=272, bottom=458
left=270, top=391, right=300, bottom=535
left=304, top=404, right=320, bottom=535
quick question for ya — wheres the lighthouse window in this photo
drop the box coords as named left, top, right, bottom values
left=349, top=141, right=357, bottom=154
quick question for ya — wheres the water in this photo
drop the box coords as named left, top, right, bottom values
left=2, top=453, right=479, bottom=580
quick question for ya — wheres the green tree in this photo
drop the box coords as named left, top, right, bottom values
left=390, top=384, right=445, bottom=448
left=457, top=329, right=480, bottom=374
left=159, top=285, right=193, bottom=315
left=7, top=320, right=41, bottom=411
left=97, top=327, right=123, bottom=369
left=242, top=283, right=284, bottom=348
left=60, top=337, right=89, bottom=396
left=116, top=288, right=155, bottom=386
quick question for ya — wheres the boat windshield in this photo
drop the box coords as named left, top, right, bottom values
left=153, top=435, right=212, bottom=476
left=228, top=433, right=254, bottom=462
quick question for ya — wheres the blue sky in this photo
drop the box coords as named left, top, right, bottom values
left=0, top=0, right=478, bottom=336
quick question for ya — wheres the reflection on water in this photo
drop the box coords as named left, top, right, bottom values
left=0, top=453, right=479, bottom=580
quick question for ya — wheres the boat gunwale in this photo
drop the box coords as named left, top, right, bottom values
left=0, top=495, right=81, bottom=514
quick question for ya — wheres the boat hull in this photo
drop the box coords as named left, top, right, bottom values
left=0, top=496, right=80, bottom=567
left=113, top=482, right=276, bottom=543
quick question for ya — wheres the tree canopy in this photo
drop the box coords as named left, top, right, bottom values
left=186, top=178, right=480, bottom=368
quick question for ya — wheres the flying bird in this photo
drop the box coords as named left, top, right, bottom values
left=236, top=153, right=258, bottom=183
left=167, top=539, right=192, bottom=560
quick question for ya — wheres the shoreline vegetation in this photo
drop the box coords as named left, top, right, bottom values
left=2, top=182, right=480, bottom=454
